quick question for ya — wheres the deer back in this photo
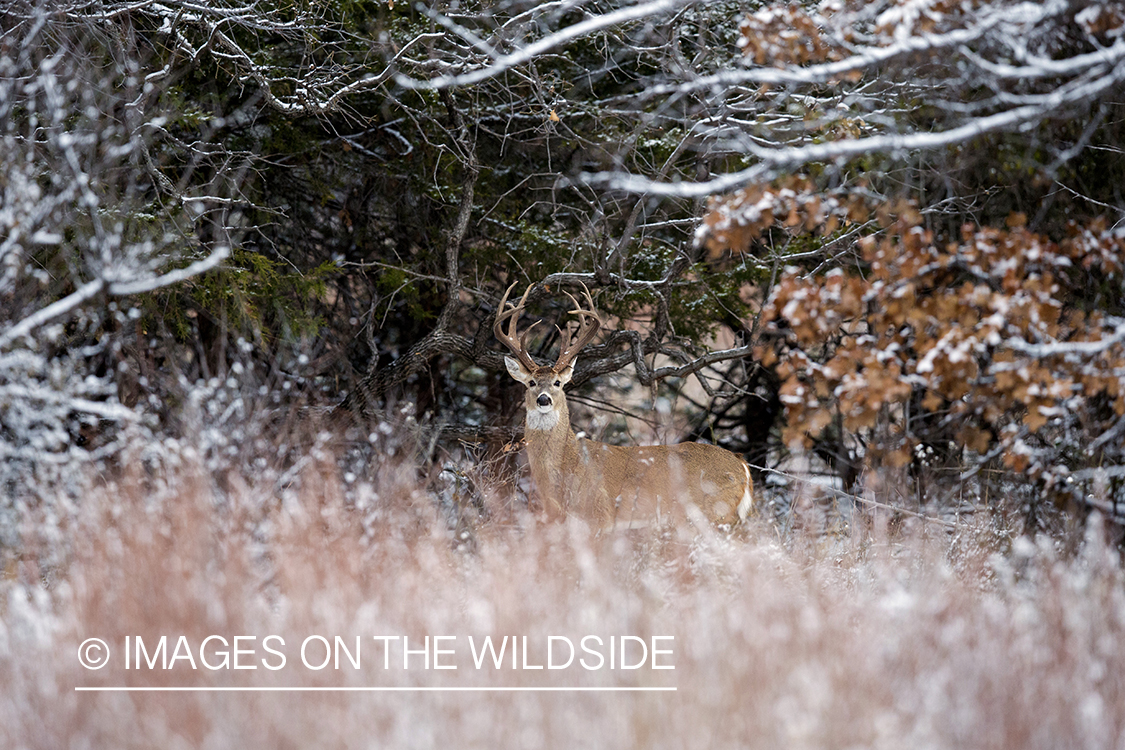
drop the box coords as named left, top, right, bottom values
left=571, top=439, right=752, bottom=529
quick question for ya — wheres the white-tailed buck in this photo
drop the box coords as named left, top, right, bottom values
left=495, top=282, right=754, bottom=531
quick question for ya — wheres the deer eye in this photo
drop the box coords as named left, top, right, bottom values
left=528, top=380, right=537, bottom=387
left=554, top=380, right=561, bottom=387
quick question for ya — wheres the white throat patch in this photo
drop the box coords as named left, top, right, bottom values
left=526, top=406, right=561, bottom=431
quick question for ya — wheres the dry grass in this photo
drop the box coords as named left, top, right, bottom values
left=1, top=440, right=1124, bottom=749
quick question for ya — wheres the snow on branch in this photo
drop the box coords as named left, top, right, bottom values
left=644, top=23, right=996, bottom=93
left=394, top=0, right=696, bottom=90
left=577, top=59, right=1125, bottom=197
left=0, top=4, right=240, bottom=492
left=0, top=280, right=106, bottom=350
left=1005, top=319, right=1125, bottom=359
left=387, top=0, right=1125, bottom=204
left=107, top=244, right=231, bottom=297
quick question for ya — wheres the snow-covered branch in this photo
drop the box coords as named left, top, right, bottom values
left=0, top=280, right=106, bottom=350
left=1005, top=319, right=1125, bottom=359
left=390, top=0, right=1125, bottom=206
left=578, top=59, right=1125, bottom=196
left=106, top=244, right=231, bottom=296
left=394, top=0, right=696, bottom=90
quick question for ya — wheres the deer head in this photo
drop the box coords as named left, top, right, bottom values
left=493, top=281, right=600, bottom=432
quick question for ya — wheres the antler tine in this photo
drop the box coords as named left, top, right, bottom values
left=555, top=283, right=602, bottom=370
left=493, top=281, right=540, bottom=371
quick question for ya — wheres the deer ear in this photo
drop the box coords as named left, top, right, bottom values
left=504, top=355, right=533, bottom=384
left=556, top=359, right=575, bottom=386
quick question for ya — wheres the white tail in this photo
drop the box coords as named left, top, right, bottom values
left=495, top=282, right=754, bottom=530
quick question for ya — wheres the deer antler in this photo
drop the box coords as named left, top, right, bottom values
left=493, top=281, right=541, bottom=372
left=555, top=283, right=601, bottom=370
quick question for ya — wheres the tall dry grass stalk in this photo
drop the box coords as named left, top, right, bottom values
left=1, top=443, right=1123, bottom=749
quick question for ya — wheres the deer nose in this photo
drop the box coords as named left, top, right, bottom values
left=536, top=394, right=551, bottom=408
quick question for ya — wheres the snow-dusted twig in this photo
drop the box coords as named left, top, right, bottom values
left=1004, top=319, right=1125, bottom=359
left=107, top=244, right=230, bottom=296
left=577, top=60, right=1125, bottom=196
left=395, top=0, right=696, bottom=90
left=0, top=279, right=106, bottom=349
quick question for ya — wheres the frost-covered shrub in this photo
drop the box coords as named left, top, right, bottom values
left=0, top=8, right=229, bottom=548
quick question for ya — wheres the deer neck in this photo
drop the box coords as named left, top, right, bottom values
left=523, top=402, right=580, bottom=517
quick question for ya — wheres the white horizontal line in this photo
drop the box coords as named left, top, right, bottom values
left=75, top=686, right=676, bottom=693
